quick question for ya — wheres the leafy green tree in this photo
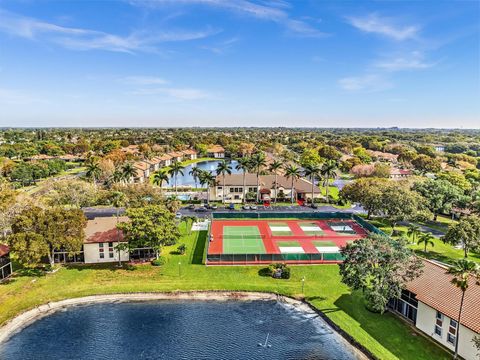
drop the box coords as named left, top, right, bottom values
left=414, top=179, right=464, bottom=221
left=168, top=161, right=185, bottom=194
left=299, top=148, right=322, bottom=167
left=44, top=178, right=97, bottom=208
left=216, top=160, right=232, bottom=204
left=8, top=206, right=86, bottom=267
left=284, top=164, right=301, bottom=204
left=411, top=154, right=441, bottom=173
left=321, top=160, right=338, bottom=203
left=118, top=205, right=180, bottom=259
left=236, top=157, right=251, bottom=204
left=250, top=153, right=267, bottom=202
left=443, top=215, right=480, bottom=258
left=152, top=170, right=169, bottom=193
left=339, top=235, right=423, bottom=313
left=85, top=160, right=101, bottom=188
left=436, top=171, right=472, bottom=192
left=417, top=232, right=435, bottom=253
left=341, top=178, right=389, bottom=219
left=447, top=259, right=480, bottom=359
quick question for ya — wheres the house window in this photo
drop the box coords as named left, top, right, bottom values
left=230, top=187, right=234, bottom=192
left=217, top=186, right=222, bottom=190
left=108, top=242, right=113, bottom=247
left=109, top=252, right=114, bottom=258
left=99, top=253, right=105, bottom=259
left=99, top=243, right=104, bottom=248
left=434, top=311, right=443, bottom=337
left=447, top=319, right=457, bottom=344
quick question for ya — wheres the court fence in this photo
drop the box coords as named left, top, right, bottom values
left=206, top=252, right=344, bottom=265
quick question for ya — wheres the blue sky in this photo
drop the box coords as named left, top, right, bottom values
left=0, top=0, right=478, bottom=128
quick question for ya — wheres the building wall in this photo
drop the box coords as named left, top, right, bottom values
left=208, top=185, right=314, bottom=203
left=84, top=242, right=130, bottom=264
left=415, top=301, right=477, bottom=360
left=209, top=152, right=225, bottom=158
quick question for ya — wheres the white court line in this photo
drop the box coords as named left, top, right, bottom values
left=269, top=226, right=291, bottom=231
left=330, top=225, right=353, bottom=232
left=315, top=246, right=340, bottom=253
left=279, top=247, right=305, bottom=254
left=299, top=226, right=322, bottom=231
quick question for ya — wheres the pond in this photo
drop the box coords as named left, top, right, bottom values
left=167, top=160, right=240, bottom=187
left=0, top=300, right=364, bottom=360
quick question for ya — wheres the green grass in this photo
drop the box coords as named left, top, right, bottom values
left=0, top=222, right=451, bottom=360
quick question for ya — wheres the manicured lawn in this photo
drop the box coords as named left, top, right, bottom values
left=0, top=222, right=450, bottom=360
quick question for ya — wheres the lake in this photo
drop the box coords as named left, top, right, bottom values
left=167, top=160, right=240, bottom=187
left=0, top=300, right=364, bottom=360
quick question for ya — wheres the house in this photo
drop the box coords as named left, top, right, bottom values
left=159, top=154, right=172, bottom=167
left=207, top=145, right=225, bottom=158
left=83, top=216, right=130, bottom=264
left=209, top=173, right=321, bottom=203
left=0, top=244, right=12, bottom=281
left=133, top=169, right=145, bottom=183
left=144, top=158, right=159, bottom=172
left=133, top=161, right=150, bottom=179
left=389, top=167, right=412, bottom=179
left=389, top=259, right=479, bottom=360
left=168, top=151, right=184, bottom=162
left=181, top=149, right=198, bottom=160
left=120, top=145, right=140, bottom=155
left=432, top=144, right=445, bottom=152
left=367, top=150, right=399, bottom=163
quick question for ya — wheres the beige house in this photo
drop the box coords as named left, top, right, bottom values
left=181, top=149, right=198, bottom=160
left=169, top=151, right=184, bottom=162
left=389, top=259, right=479, bottom=360
left=209, top=173, right=321, bottom=203
left=83, top=217, right=130, bottom=264
left=207, top=145, right=225, bottom=158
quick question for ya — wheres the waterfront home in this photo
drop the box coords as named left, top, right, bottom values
left=133, top=161, right=150, bottom=179
left=0, top=244, right=12, bottom=281
left=168, top=151, right=184, bottom=162
left=207, top=145, right=225, bottom=158
left=181, top=149, right=198, bottom=160
left=209, top=173, right=321, bottom=203
left=389, top=167, right=412, bottom=179
left=83, top=217, right=130, bottom=264
left=159, top=154, right=172, bottom=167
left=389, top=259, right=479, bottom=360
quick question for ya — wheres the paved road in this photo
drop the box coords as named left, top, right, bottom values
left=83, top=204, right=366, bottom=220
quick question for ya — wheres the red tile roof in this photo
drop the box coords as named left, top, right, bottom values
left=84, top=217, right=128, bottom=244
left=133, top=161, right=149, bottom=171
left=207, top=145, right=225, bottom=153
left=407, top=259, right=480, bottom=333
left=0, top=244, right=9, bottom=257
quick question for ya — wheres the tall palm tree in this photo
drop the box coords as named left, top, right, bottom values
left=447, top=259, right=480, bottom=359
left=110, top=191, right=127, bottom=267
left=216, top=160, right=232, bottom=204
left=111, top=167, right=124, bottom=185
left=269, top=160, right=283, bottom=204
left=417, top=232, right=435, bottom=253
left=303, top=163, right=322, bottom=206
left=152, top=170, right=169, bottom=193
left=168, top=161, right=185, bottom=194
left=200, top=171, right=216, bottom=204
left=236, top=157, right=251, bottom=204
left=321, top=160, right=338, bottom=203
left=86, top=161, right=101, bottom=188
left=189, top=165, right=201, bottom=189
left=250, top=153, right=267, bottom=202
left=121, top=162, right=136, bottom=184
left=407, top=224, right=421, bottom=245
left=284, top=164, right=301, bottom=204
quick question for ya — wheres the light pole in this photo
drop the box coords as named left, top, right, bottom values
left=301, top=276, right=305, bottom=294
left=178, top=262, right=181, bottom=277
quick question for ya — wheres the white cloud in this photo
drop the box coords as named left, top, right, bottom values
left=0, top=9, right=219, bottom=53
left=130, top=0, right=327, bottom=38
left=338, top=74, right=392, bottom=92
left=120, top=76, right=169, bottom=85
left=346, top=13, right=419, bottom=41
left=132, top=87, right=211, bottom=100
left=375, top=51, right=435, bottom=71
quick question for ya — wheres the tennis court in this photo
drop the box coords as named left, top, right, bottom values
left=207, top=216, right=371, bottom=265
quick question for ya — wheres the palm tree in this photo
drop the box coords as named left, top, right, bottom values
left=121, top=162, right=136, bottom=184
left=216, top=160, right=232, bottom=204
left=417, top=232, right=435, bottom=253
left=407, top=224, right=421, bottom=244
left=111, top=168, right=124, bottom=185
left=110, top=191, right=127, bottom=267
left=284, top=164, right=301, bottom=204
left=152, top=170, right=169, bottom=193
left=168, top=161, right=185, bottom=194
left=303, top=163, right=322, bottom=206
left=447, top=259, right=480, bottom=359
left=199, top=171, right=216, bottom=204
left=250, top=153, right=267, bottom=202
left=189, top=165, right=201, bottom=189
left=321, top=160, right=338, bottom=203
left=236, top=157, right=251, bottom=204
left=86, top=161, right=101, bottom=188
left=269, top=160, right=283, bottom=204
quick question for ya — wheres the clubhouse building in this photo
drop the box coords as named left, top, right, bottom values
left=209, top=173, right=322, bottom=203
left=389, top=259, right=479, bottom=360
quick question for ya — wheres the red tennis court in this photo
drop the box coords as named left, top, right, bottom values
left=206, top=218, right=369, bottom=265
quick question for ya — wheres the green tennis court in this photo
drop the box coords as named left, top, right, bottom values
left=223, top=226, right=266, bottom=254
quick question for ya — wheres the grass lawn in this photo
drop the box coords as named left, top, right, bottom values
left=0, top=222, right=451, bottom=360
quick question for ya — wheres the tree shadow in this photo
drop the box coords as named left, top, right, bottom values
left=191, top=232, right=207, bottom=265
left=65, top=263, right=136, bottom=272
left=258, top=268, right=271, bottom=277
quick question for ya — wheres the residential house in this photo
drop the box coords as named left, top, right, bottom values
left=83, top=217, right=130, bottom=264
left=389, top=167, right=413, bottom=180
left=389, top=259, right=479, bottom=360
left=144, top=158, right=159, bottom=172
left=169, top=151, right=184, bottom=162
left=133, top=161, right=150, bottom=180
left=159, top=154, right=172, bottom=167
left=181, top=149, right=198, bottom=160
left=209, top=173, right=321, bottom=203
left=207, top=145, right=225, bottom=158
left=120, top=145, right=140, bottom=155
left=367, top=150, right=399, bottom=164
left=0, top=244, right=12, bottom=281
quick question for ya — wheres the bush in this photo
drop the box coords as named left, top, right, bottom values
left=265, top=263, right=290, bottom=279
left=151, top=257, right=166, bottom=266
left=177, top=244, right=186, bottom=255
left=392, top=229, right=406, bottom=237
left=280, top=266, right=291, bottom=279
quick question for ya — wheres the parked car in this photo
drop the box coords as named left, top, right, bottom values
left=175, top=212, right=182, bottom=219
left=242, top=205, right=251, bottom=210
left=205, top=203, right=217, bottom=210
left=228, top=203, right=235, bottom=210
left=195, top=206, right=207, bottom=212
left=186, top=204, right=195, bottom=210
left=250, top=205, right=257, bottom=210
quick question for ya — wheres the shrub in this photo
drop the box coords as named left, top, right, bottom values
left=177, top=244, right=186, bottom=255
left=280, top=266, right=291, bottom=279
left=151, top=257, right=166, bottom=266
left=266, top=263, right=290, bottom=279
